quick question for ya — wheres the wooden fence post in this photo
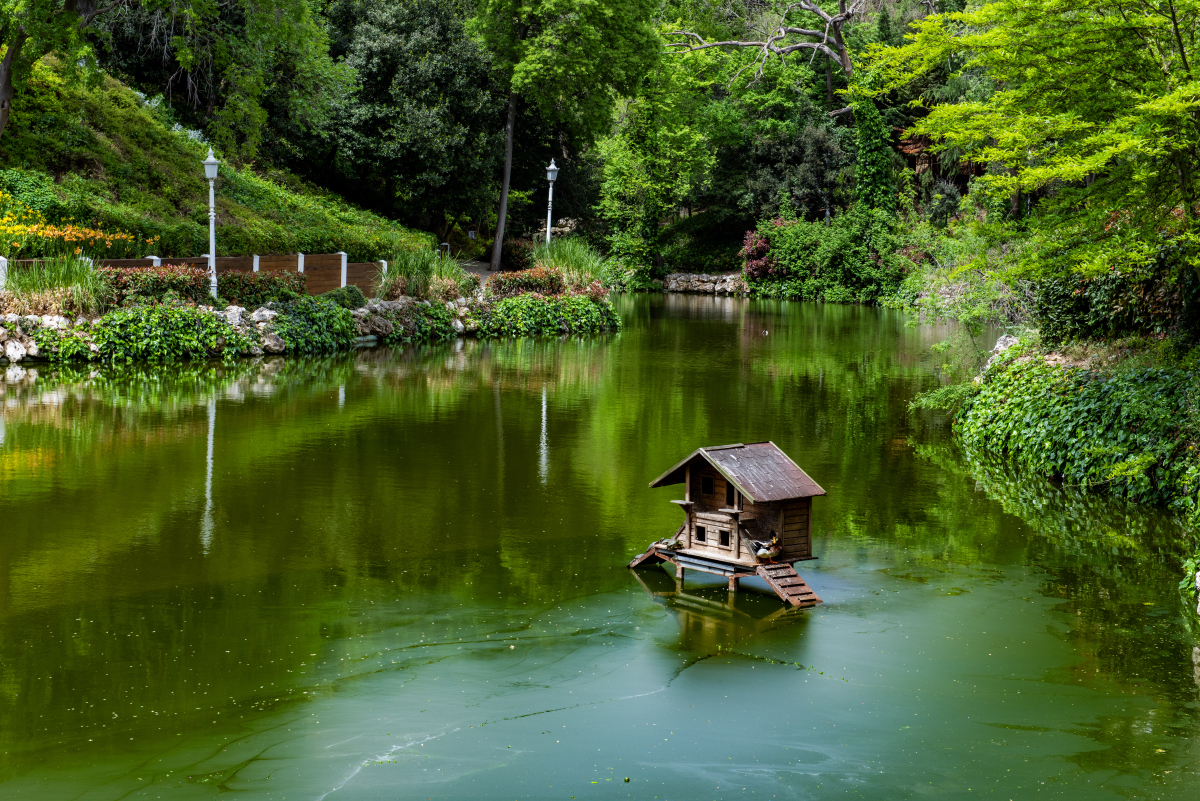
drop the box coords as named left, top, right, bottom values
left=144, top=255, right=162, bottom=267
left=298, top=253, right=305, bottom=274
left=0, top=255, right=7, bottom=292
left=380, top=259, right=388, bottom=276
left=253, top=255, right=260, bottom=273
left=339, top=251, right=347, bottom=288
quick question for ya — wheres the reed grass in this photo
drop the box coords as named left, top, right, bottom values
left=530, top=238, right=604, bottom=289
left=376, top=249, right=476, bottom=301
left=2, top=254, right=109, bottom=315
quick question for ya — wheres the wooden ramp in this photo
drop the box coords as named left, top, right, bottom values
left=757, top=564, right=822, bottom=608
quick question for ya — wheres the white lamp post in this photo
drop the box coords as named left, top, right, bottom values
left=202, top=149, right=220, bottom=299
left=545, top=159, right=559, bottom=244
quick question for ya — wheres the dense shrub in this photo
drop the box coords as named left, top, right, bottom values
left=958, top=352, right=1200, bottom=516
left=219, top=271, right=307, bottom=308
left=101, top=264, right=211, bottom=307
left=500, top=238, right=536, bottom=272
left=373, top=302, right=457, bottom=344
left=1034, top=264, right=1200, bottom=345
left=270, top=297, right=357, bottom=354
left=478, top=294, right=621, bottom=337
left=487, top=267, right=566, bottom=299
left=744, top=205, right=906, bottom=303
left=320, top=285, right=367, bottom=310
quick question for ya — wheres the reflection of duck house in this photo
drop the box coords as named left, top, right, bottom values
left=629, top=442, right=825, bottom=608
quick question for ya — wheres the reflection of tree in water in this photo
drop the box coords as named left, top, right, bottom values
left=916, top=441, right=1200, bottom=773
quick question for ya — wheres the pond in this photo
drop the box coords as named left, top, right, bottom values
left=1, top=294, right=1198, bottom=799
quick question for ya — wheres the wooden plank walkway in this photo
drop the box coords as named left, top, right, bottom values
left=756, top=564, right=822, bottom=608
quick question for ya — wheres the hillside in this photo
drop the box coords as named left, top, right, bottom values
left=0, top=59, right=431, bottom=262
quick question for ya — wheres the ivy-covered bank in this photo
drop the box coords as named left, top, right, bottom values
left=954, top=338, right=1200, bottom=531
left=1, top=278, right=621, bottom=367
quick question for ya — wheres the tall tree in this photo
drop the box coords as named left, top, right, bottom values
left=873, top=0, right=1200, bottom=277
left=475, top=0, right=659, bottom=270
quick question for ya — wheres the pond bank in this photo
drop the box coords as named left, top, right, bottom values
left=955, top=337, right=1200, bottom=537
left=0, top=290, right=620, bottom=367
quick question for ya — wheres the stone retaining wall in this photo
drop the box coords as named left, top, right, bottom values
left=664, top=272, right=748, bottom=295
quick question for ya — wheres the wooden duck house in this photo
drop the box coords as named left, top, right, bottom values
left=628, top=442, right=826, bottom=608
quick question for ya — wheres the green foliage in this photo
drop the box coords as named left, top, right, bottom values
left=478, top=294, right=621, bottom=337
left=475, top=0, right=659, bottom=143
left=872, top=0, right=1200, bottom=277
left=321, top=285, right=368, bottom=310
left=217, top=271, right=307, bottom=309
left=746, top=205, right=905, bottom=303
left=4, top=255, right=109, bottom=315
left=84, top=307, right=254, bottom=363
left=957, top=357, right=1200, bottom=513
left=102, top=264, right=210, bottom=307
left=94, top=0, right=348, bottom=165
left=270, top=297, right=357, bottom=355
left=297, top=0, right=501, bottom=227
left=486, top=267, right=566, bottom=299
left=0, top=60, right=432, bottom=261
left=853, top=100, right=896, bottom=212
left=1034, top=262, right=1200, bottom=345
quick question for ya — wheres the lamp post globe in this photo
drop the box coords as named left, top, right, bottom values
left=545, top=159, right=558, bottom=245
left=202, top=149, right=220, bottom=299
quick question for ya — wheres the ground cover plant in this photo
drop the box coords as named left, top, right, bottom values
left=957, top=341, right=1200, bottom=525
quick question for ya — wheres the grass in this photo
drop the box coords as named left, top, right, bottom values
left=376, top=250, right=477, bottom=301
left=530, top=238, right=605, bottom=290
left=0, top=57, right=433, bottom=261
left=1, top=254, right=109, bottom=316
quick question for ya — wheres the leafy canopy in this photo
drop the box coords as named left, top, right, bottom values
left=870, top=0, right=1200, bottom=277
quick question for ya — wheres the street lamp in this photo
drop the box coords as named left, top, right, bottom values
left=545, top=159, right=559, bottom=244
left=202, top=149, right=220, bottom=300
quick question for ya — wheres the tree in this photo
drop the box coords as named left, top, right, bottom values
left=873, top=0, right=1200, bottom=277
left=303, top=0, right=501, bottom=231
left=475, top=0, right=659, bottom=270
left=667, top=0, right=865, bottom=117
left=853, top=98, right=894, bottom=211
left=2, top=0, right=326, bottom=148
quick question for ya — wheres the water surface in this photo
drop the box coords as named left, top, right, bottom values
left=1, top=294, right=1197, bottom=799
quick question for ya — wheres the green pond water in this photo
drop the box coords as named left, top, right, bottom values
left=1, top=294, right=1198, bottom=799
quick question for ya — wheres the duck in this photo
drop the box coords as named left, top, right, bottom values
left=753, top=533, right=781, bottom=560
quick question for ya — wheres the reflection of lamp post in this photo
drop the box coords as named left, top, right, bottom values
left=545, top=159, right=559, bottom=244
left=202, top=149, right=220, bottom=299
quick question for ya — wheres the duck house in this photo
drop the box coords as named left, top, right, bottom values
left=628, top=442, right=825, bottom=608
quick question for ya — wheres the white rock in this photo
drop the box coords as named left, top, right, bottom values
left=5, top=339, right=26, bottom=363
left=0, top=326, right=7, bottom=342
left=250, top=308, right=278, bottom=323
left=224, top=306, right=247, bottom=327
left=985, top=335, right=1020, bottom=370
left=451, top=318, right=465, bottom=334
left=24, top=339, right=38, bottom=358
left=3, top=313, right=17, bottom=324
left=5, top=365, right=26, bottom=382
left=261, top=332, right=286, bottom=353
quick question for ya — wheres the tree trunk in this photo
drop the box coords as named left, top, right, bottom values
left=489, top=91, right=518, bottom=272
left=0, top=29, right=28, bottom=141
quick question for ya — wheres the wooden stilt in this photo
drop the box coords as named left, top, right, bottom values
left=728, top=576, right=739, bottom=592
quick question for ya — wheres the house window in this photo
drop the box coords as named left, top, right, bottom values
left=702, top=475, right=714, bottom=495
left=695, top=526, right=707, bottom=543
left=719, top=530, right=730, bottom=547
left=725, top=483, right=736, bottom=507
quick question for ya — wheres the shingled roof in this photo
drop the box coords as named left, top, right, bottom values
left=649, top=442, right=825, bottom=502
